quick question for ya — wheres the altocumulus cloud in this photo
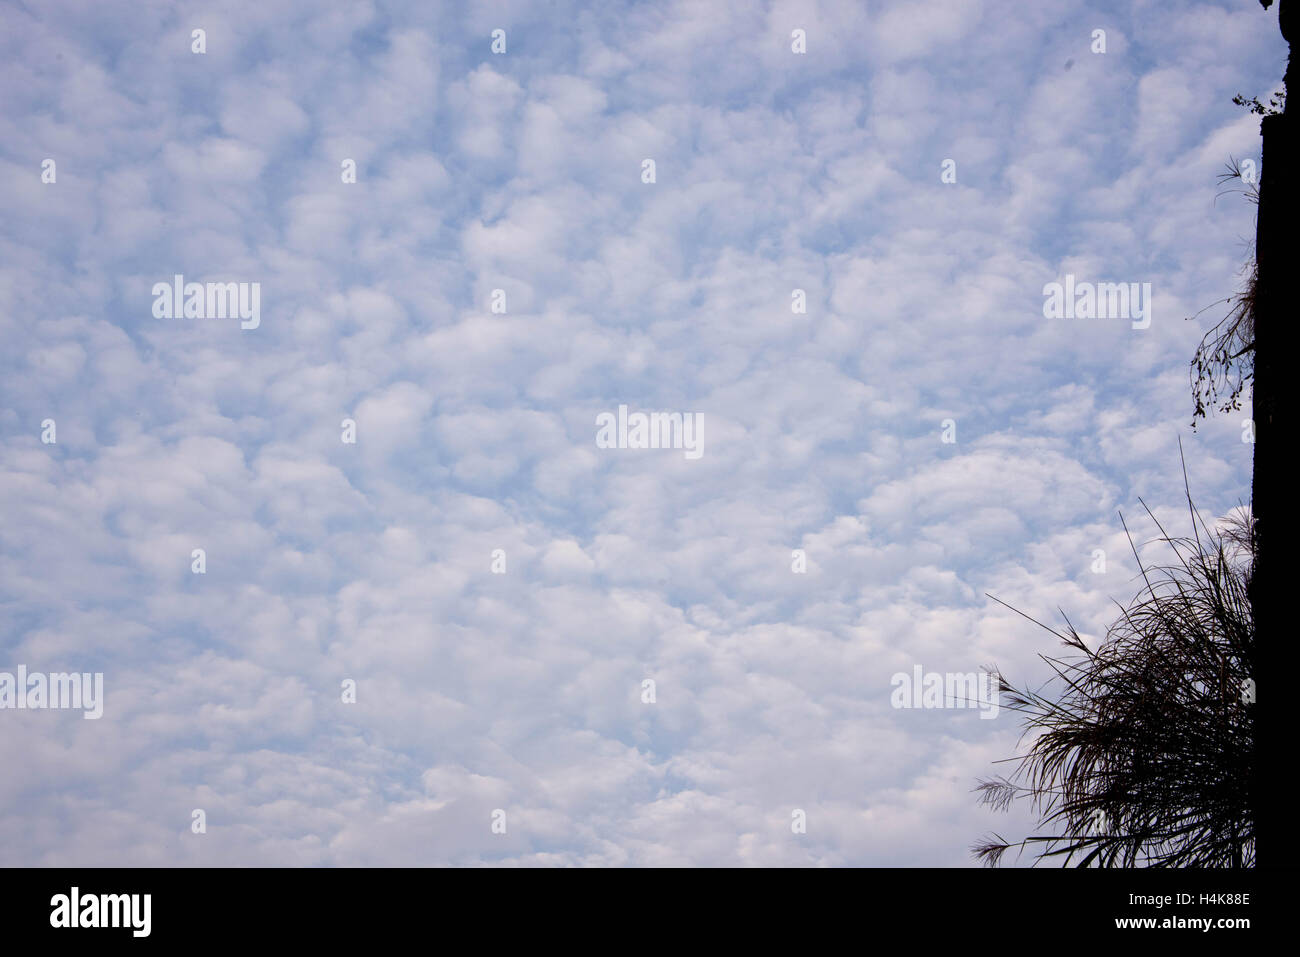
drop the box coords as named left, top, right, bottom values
left=0, top=0, right=1278, bottom=864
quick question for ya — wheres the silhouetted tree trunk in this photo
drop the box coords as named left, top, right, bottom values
left=1251, top=0, right=1295, bottom=869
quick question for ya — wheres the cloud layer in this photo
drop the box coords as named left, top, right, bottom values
left=0, top=0, right=1279, bottom=865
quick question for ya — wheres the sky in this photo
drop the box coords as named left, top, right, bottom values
left=0, top=0, right=1281, bottom=866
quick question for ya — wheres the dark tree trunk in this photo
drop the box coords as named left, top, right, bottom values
left=1250, top=0, right=1296, bottom=869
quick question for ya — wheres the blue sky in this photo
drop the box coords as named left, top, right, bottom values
left=0, top=0, right=1281, bottom=865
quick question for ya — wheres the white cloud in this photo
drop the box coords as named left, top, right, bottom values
left=0, top=0, right=1271, bottom=866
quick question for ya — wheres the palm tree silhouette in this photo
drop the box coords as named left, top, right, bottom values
left=973, top=480, right=1254, bottom=867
